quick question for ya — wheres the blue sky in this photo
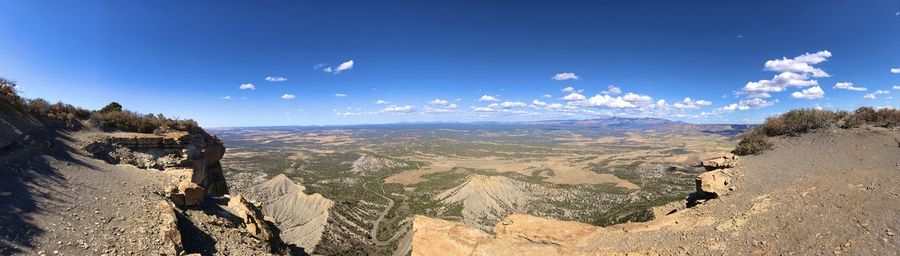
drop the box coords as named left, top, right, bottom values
left=1, top=1, right=898, bottom=127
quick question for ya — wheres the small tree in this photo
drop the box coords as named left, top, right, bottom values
left=99, top=102, right=123, bottom=113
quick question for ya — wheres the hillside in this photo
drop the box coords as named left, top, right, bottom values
left=0, top=87, right=302, bottom=255
left=410, top=126, right=900, bottom=255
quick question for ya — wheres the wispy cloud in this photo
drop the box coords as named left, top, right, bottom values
left=833, top=82, right=867, bottom=91
left=376, top=99, right=388, bottom=104
left=891, top=68, right=900, bottom=74
left=335, top=93, right=348, bottom=97
left=601, top=85, right=622, bottom=95
left=875, top=89, right=890, bottom=94
left=715, top=98, right=778, bottom=113
left=672, top=97, right=713, bottom=109
left=552, top=72, right=579, bottom=81
left=479, top=95, right=499, bottom=102
left=281, top=94, right=295, bottom=100
left=265, top=76, right=287, bottom=82
left=320, top=60, right=355, bottom=74
left=239, top=83, right=255, bottom=90
left=424, top=103, right=458, bottom=114
left=863, top=93, right=876, bottom=100
left=335, top=60, right=354, bottom=73
left=429, top=98, right=449, bottom=105
left=221, top=96, right=232, bottom=100
left=382, top=105, right=414, bottom=113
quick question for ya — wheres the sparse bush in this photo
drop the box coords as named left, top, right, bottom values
left=1, top=76, right=197, bottom=133
left=734, top=107, right=900, bottom=155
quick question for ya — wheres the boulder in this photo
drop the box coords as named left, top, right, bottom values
left=696, top=169, right=732, bottom=197
left=178, top=181, right=205, bottom=206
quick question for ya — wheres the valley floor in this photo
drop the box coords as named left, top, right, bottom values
left=412, top=127, right=900, bottom=255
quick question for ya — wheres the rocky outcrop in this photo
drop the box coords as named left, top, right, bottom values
left=695, top=169, right=733, bottom=197
left=177, top=181, right=206, bottom=206
left=83, top=129, right=228, bottom=196
left=226, top=195, right=280, bottom=242
left=700, top=154, right=737, bottom=170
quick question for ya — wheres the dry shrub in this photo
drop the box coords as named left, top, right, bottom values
left=732, top=129, right=772, bottom=155
left=734, top=107, right=900, bottom=155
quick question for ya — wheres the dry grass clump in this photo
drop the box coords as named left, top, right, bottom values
left=1, top=76, right=197, bottom=133
left=734, top=107, right=900, bottom=155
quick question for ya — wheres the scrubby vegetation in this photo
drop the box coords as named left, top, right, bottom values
left=733, top=107, right=900, bottom=155
left=1, top=77, right=197, bottom=133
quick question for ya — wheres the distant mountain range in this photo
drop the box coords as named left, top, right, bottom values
left=519, top=117, right=753, bottom=135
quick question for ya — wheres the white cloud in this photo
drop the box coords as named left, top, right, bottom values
left=546, top=103, right=564, bottom=110
left=382, top=105, right=413, bottom=113
left=479, top=95, right=499, bottom=102
left=424, top=104, right=457, bottom=114
left=833, top=82, right=867, bottom=91
left=541, top=94, right=552, bottom=98
left=891, top=68, right=900, bottom=74
left=740, top=50, right=831, bottom=99
left=552, top=72, right=579, bottom=81
left=864, top=93, right=876, bottom=100
left=281, top=94, right=296, bottom=100
left=221, top=96, right=232, bottom=100
left=622, top=92, right=653, bottom=104
left=742, top=72, right=818, bottom=96
left=893, top=86, right=900, bottom=90
left=376, top=99, right=388, bottom=104
left=323, top=67, right=333, bottom=72
left=672, top=97, right=713, bottom=109
left=585, top=94, right=636, bottom=108
left=601, top=85, right=622, bottom=95
left=335, top=93, right=348, bottom=97
left=531, top=99, right=548, bottom=106
left=429, top=98, right=449, bottom=105
left=716, top=98, right=778, bottom=113
left=499, top=101, right=527, bottom=108
left=239, top=83, right=256, bottom=90
left=656, top=99, right=667, bottom=107
left=562, top=92, right=586, bottom=101
left=265, top=76, right=287, bottom=82
left=763, top=50, right=832, bottom=77
left=790, top=86, right=825, bottom=99
left=875, top=89, right=890, bottom=94
left=334, top=60, right=354, bottom=73
left=561, top=86, right=576, bottom=93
